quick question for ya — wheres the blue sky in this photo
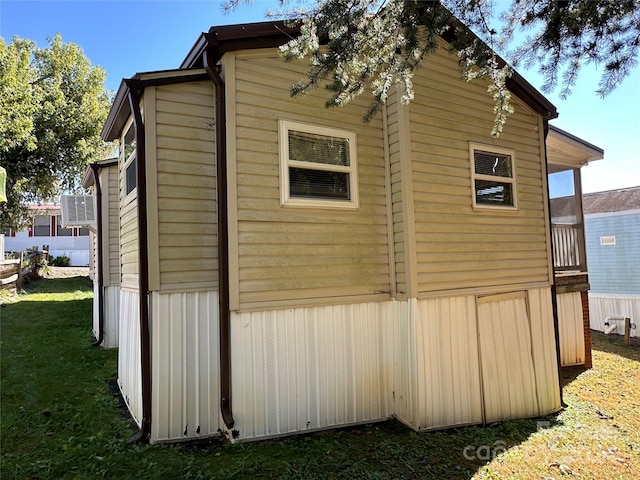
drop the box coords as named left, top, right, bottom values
left=1, top=0, right=638, bottom=194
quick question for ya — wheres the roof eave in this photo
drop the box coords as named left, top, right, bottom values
left=101, top=80, right=130, bottom=142
left=101, top=69, right=209, bottom=142
left=549, top=125, right=605, bottom=159
left=180, top=19, right=557, bottom=121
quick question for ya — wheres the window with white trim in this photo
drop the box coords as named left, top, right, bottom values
left=470, top=143, right=517, bottom=209
left=123, top=123, right=137, bottom=197
left=279, top=120, right=358, bottom=209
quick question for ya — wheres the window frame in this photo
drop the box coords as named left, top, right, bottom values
left=279, top=119, right=359, bottom=210
left=122, top=120, right=137, bottom=204
left=33, top=215, right=51, bottom=237
left=55, top=215, right=73, bottom=237
left=469, top=143, right=518, bottom=211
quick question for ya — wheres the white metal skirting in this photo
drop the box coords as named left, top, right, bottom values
left=125, top=288, right=559, bottom=442
left=150, top=290, right=222, bottom=443
left=526, top=287, right=561, bottom=416
left=227, top=289, right=560, bottom=440
left=474, top=288, right=559, bottom=424
left=557, top=292, right=586, bottom=366
left=231, top=302, right=396, bottom=441
left=102, top=286, right=120, bottom=348
left=410, top=296, right=483, bottom=430
left=589, top=293, right=640, bottom=338
left=92, top=285, right=119, bottom=348
left=118, top=289, right=142, bottom=427
left=92, top=281, right=99, bottom=341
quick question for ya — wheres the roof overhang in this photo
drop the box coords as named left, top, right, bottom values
left=101, top=68, right=208, bottom=142
left=180, top=19, right=557, bottom=121
left=82, top=157, right=118, bottom=189
left=546, top=125, right=605, bottom=171
left=103, top=16, right=559, bottom=142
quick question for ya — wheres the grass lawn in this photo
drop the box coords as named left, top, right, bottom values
left=1, top=276, right=638, bottom=479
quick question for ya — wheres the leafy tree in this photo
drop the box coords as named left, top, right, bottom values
left=0, top=34, right=111, bottom=230
left=224, top=0, right=639, bottom=136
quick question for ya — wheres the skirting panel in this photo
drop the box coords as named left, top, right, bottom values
left=411, top=296, right=483, bottom=430
left=150, top=290, right=222, bottom=443
left=118, top=289, right=142, bottom=426
left=92, top=284, right=120, bottom=348
left=589, top=293, right=640, bottom=338
left=526, top=287, right=562, bottom=416
left=557, top=292, right=585, bottom=366
left=231, top=301, right=396, bottom=440
left=92, top=281, right=99, bottom=341
left=102, top=286, right=120, bottom=349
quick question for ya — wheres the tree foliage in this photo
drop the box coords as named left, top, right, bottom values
left=224, top=0, right=639, bottom=135
left=0, top=34, right=111, bottom=230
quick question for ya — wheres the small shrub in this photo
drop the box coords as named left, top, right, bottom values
left=51, top=255, right=71, bottom=267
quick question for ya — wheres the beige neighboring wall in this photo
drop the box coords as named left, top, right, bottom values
left=145, top=81, right=218, bottom=292
left=406, top=42, right=551, bottom=295
left=226, top=50, right=391, bottom=311
left=104, top=165, right=121, bottom=287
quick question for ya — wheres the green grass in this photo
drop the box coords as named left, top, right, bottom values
left=1, top=277, right=639, bottom=479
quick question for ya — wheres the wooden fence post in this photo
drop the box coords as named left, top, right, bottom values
left=624, top=318, right=631, bottom=346
left=16, top=251, right=24, bottom=290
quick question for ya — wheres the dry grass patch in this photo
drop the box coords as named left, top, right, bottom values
left=474, top=332, right=640, bottom=480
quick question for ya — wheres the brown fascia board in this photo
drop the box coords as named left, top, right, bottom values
left=181, top=19, right=557, bottom=120
left=101, top=69, right=209, bottom=142
left=181, top=21, right=300, bottom=69
left=81, top=157, right=118, bottom=189
left=101, top=79, right=129, bottom=142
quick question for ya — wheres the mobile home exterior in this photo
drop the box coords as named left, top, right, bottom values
left=3, top=205, right=91, bottom=266
left=82, top=159, right=121, bottom=348
left=583, top=186, right=640, bottom=338
left=99, top=21, right=564, bottom=443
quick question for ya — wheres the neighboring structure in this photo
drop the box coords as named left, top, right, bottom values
left=583, top=186, right=640, bottom=338
left=2, top=205, right=90, bottom=266
left=80, top=159, right=121, bottom=348
left=547, top=127, right=604, bottom=367
left=96, top=20, right=574, bottom=444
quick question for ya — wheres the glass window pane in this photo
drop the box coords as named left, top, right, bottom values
left=126, top=157, right=137, bottom=195
left=124, top=124, right=136, bottom=160
left=33, top=215, right=50, bottom=236
left=56, top=216, right=72, bottom=236
left=475, top=180, right=514, bottom=206
left=79, top=227, right=89, bottom=236
left=475, top=151, right=512, bottom=178
left=549, top=170, right=577, bottom=224
left=289, top=167, right=350, bottom=200
left=289, top=131, right=350, bottom=167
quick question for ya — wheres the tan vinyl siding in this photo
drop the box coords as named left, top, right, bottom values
left=386, top=90, right=407, bottom=295
left=153, top=81, right=218, bottom=290
left=408, top=45, right=550, bottom=293
left=231, top=51, right=390, bottom=308
left=120, top=118, right=138, bottom=290
left=120, top=197, right=138, bottom=288
left=107, top=166, right=120, bottom=286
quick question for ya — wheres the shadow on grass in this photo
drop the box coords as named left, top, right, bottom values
left=591, top=330, right=640, bottom=362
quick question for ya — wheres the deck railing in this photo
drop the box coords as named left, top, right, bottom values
left=552, top=223, right=586, bottom=272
